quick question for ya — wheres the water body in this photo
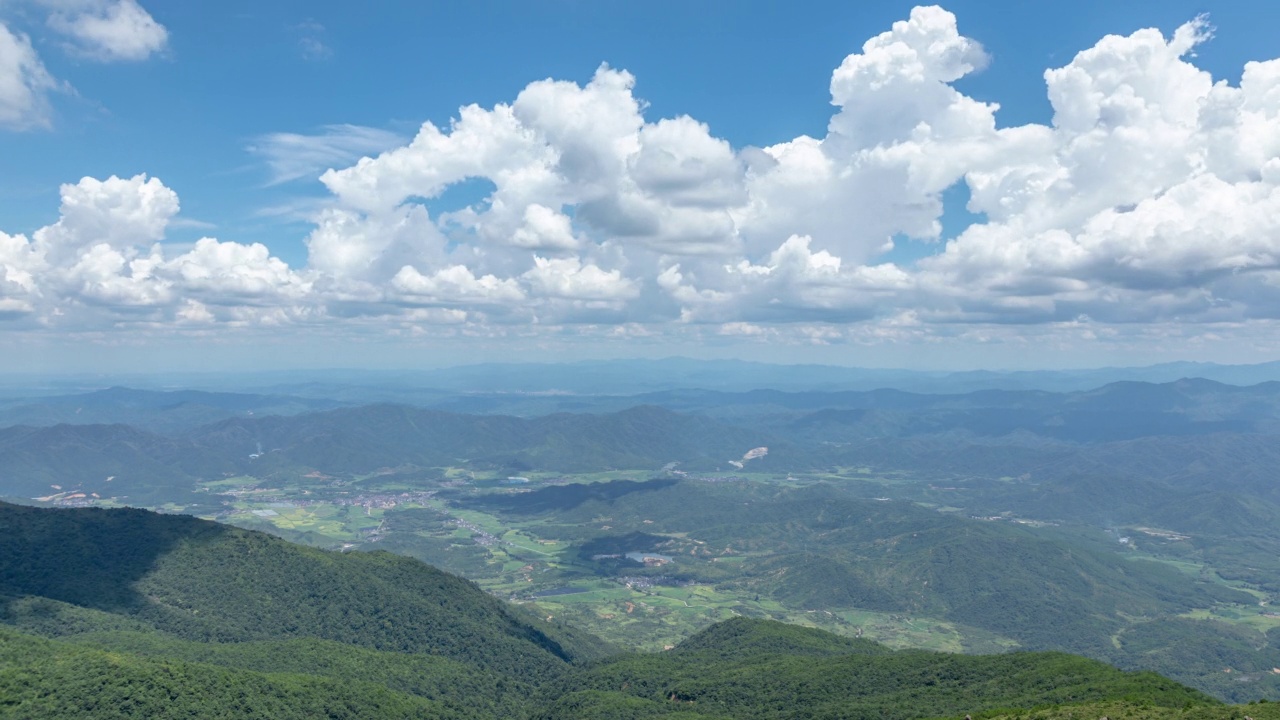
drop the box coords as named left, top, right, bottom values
left=625, top=551, right=673, bottom=563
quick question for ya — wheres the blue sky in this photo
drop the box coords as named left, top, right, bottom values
left=2, top=1, right=1280, bottom=372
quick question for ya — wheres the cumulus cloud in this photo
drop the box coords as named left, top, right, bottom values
left=0, top=174, right=309, bottom=328
left=318, top=65, right=744, bottom=260
left=296, top=7, right=1005, bottom=325
left=35, top=174, right=178, bottom=259
left=911, top=17, right=1280, bottom=325
left=42, top=0, right=168, bottom=62
left=392, top=264, right=525, bottom=306
left=10, top=5, right=1280, bottom=352
left=738, top=6, right=1000, bottom=262
left=522, top=255, right=638, bottom=302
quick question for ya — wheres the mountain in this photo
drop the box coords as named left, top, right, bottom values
left=537, top=619, right=1215, bottom=720
left=198, top=403, right=785, bottom=474
left=0, top=501, right=607, bottom=677
left=458, top=477, right=1280, bottom=699
left=467, top=481, right=1250, bottom=652
left=0, top=404, right=790, bottom=501
left=243, top=358, right=1280, bottom=394
left=9, top=379, right=1280, bottom=504
left=0, top=423, right=213, bottom=504
left=0, top=386, right=345, bottom=434
left=1, top=501, right=1268, bottom=720
left=0, top=626, right=450, bottom=720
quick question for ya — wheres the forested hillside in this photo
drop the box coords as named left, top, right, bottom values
left=0, top=502, right=605, bottom=677
left=1, top=502, right=1273, bottom=719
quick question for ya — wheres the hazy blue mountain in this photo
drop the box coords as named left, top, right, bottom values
left=13, top=358, right=1280, bottom=400
left=0, top=404, right=789, bottom=501
left=0, top=386, right=346, bottom=434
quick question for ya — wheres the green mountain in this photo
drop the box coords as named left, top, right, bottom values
left=0, top=424, right=211, bottom=503
left=469, top=480, right=1248, bottom=648
left=0, top=501, right=606, bottom=678
left=461, top=478, right=1267, bottom=696
left=535, top=619, right=1213, bottom=720
left=0, top=627, right=448, bottom=720
left=3, top=500, right=1273, bottom=719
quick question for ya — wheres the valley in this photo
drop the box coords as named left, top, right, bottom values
left=9, top=369, right=1280, bottom=708
left=2, top=498, right=1275, bottom=720
left=25, top=452, right=1280, bottom=702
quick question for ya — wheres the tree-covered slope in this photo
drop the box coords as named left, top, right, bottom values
left=0, top=501, right=605, bottom=678
left=536, top=619, right=1216, bottom=720
left=957, top=700, right=1280, bottom=719
left=0, top=502, right=1272, bottom=720
left=0, top=626, right=454, bottom=720
left=0, top=424, right=211, bottom=503
left=668, top=617, right=890, bottom=658
left=57, top=632, right=537, bottom=719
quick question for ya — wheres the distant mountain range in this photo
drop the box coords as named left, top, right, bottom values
left=11, top=357, right=1280, bottom=399
left=7, top=378, right=1280, bottom=504
left=0, top=386, right=345, bottom=433
left=0, top=404, right=783, bottom=502
left=9, top=374, right=1280, bottom=438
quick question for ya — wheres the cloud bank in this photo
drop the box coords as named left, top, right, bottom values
left=5, top=6, right=1280, bottom=353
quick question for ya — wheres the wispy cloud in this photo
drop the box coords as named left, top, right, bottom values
left=0, top=22, right=58, bottom=129
left=294, top=19, right=331, bottom=61
left=169, top=217, right=217, bottom=231
left=247, top=124, right=406, bottom=185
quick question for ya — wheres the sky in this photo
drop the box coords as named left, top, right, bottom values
left=2, top=0, right=1280, bottom=373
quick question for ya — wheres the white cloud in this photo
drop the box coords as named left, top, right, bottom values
left=734, top=5, right=1001, bottom=264
left=0, top=174, right=309, bottom=327
left=910, top=18, right=1280, bottom=325
left=35, top=174, right=178, bottom=258
left=43, top=0, right=168, bottom=62
left=294, top=19, right=331, bottom=62
left=304, top=204, right=445, bottom=284
left=163, top=238, right=309, bottom=303
left=0, top=230, right=41, bottom=316
left=0, top=1, right=166, bottom=132
left=392, top=264, right=525, bottom=306
left=522, top=255, right=638, bottom=302
left=508, top=204, right=581, bottom=251
left=0, top=22, right=55, bottom=129
left=661, top=235, right=911, bottom=323
left=249, top=124, right=408, bottom=185
left=9, top=6, right=1280, bottom=355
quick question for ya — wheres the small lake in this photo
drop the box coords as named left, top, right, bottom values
left=625, top=551, right=673, bottom=563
